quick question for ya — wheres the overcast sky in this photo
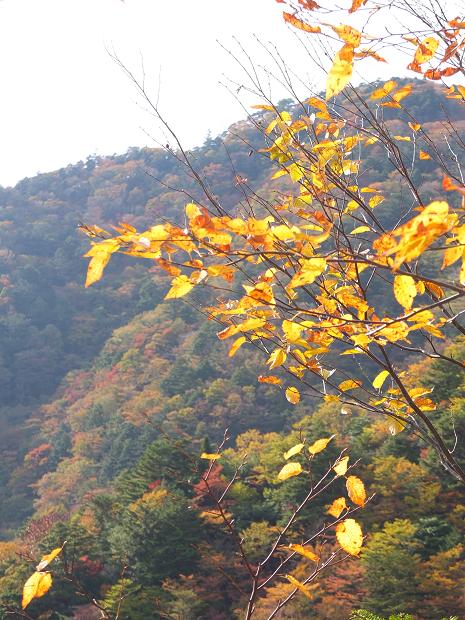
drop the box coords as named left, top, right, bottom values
left=0, top=0, right=405, bottom=187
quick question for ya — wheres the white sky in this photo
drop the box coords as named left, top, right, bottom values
left=0, top=0, right=402, bottom=187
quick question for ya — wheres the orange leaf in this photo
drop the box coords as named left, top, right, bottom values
left=258, top=375, right=283, bottom=385
left=346, top=475, right=367, bottom=506
left=289, top=543, right=319, bottom=562
left=285, top=386, right=301, bottom=404
left=327, top=496, right=348, bottom=518
left=349, top=0, right=368, bottom=12
left=283, top=12, right=321, bottom=33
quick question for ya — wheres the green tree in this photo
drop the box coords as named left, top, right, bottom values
left=361, top=520, right=421, bottom=614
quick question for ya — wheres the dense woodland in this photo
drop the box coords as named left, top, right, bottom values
left=0, top=79, right=464, bottom=618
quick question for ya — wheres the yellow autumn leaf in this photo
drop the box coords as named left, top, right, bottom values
left=371, top=79, right=397, bottom=99
left=165, top=274, right=195, bottom=300
left=84, top=239, right=120, bottom=287
left=442, top=245, right=463, bottom=269
left=267, top=348, right=287, bottom=369
left=332, top=24, right=362, bottom=47
left=36, top=546, right=63, bottom=572
left=338, top=379, right=361, bottom=391
left=286, top=386, right=300, bottom=404
left=327, top=496, right=348, bottom=518
left=284, top=443, right=304, bottom=460
left=326, top=44, right=355, bottom=100
left=419, top=150, right=431, bottom=160
left=200, top=453, right=221, bottom=460
left=288, top=543, right=319, bottom=562
left=308, top=435, right=335, bottom=455
left=288, top=257, right=327, bottom=289
left=282, top=320, right=304, bottom=343
left=278, top=462, right=303, bottom=481
left=391, top=84, right=412, bottom=103
left=369, top=194, right=385, bottom=208
left=373, top=369, right=390, bottom=390
left=350, top=225, right=371, bottom=234
left=228, top=336, right=246, bottom=357
left=413, top=36, right=439, bottom=64
left=333, top=455, right=349, bottom=476
left=22, top=572, right=52, bottom=609
left=393, top=274, right=417, bottom=310
left=346, top=475, right=367, bottom=506
left=336, top=518, right=363, bottom=556
left=285, top=574, right=313, bottom=599
left=185, top=202, right=202, bottom=219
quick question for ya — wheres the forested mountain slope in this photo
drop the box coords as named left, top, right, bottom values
left=0, top=79, right=464, bottom=618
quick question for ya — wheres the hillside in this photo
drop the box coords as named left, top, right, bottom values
left=0, top=79, right=464, bottom=618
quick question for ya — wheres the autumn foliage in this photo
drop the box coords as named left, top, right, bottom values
left=3, top=0, right=465, bottom=617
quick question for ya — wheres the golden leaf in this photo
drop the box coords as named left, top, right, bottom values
left=442, top=245, right=463, bottom=270
left=289, top=543, right=319, bottom=562
left=308, top=435, right=335, bottom=455
left=185, top=202, right=202, bottom=219
left=326, top=44, right=354, bottom=100
left=327, top=496, right=348, bottom=518
left=84, top=239, right=120, bottom=287
left=250, top=104, right=275, bottom=111
left=419, top=150, right=431, bottom=160
left=165, top=275, right=195, bottom=300
left=267, top=348, right=287, bottom=369
left=284, top=443, right=304, bottom=460
left=413, top=36, right=439, bottom=64
left=287, top=257, right=327, bottom=290
left=393, top=274, right=417, bottom=310
left=350, top=225, right=371, bottom=234
left=285, top=574, right=313, bottom=599
left=338, top=379, right=361, bottom=391
left=391, top=84, right=412, bottom=103
left=336, top=519, right=363, bottom=555
left=346, top=475, right=367, bottom=506
left=372, top=369, right=389, bottom=390
left=22, top=572, right=52, bottom=609
left=286, top=386, right=301, bottom=404
left=278, top=462, right=303, bottom=481
left=228, top=336, right=246, bottom=357
left=370, top=80, right=397, bottom=99
left=200, top=453, right=221, bottom=460
left=333, top=455, right=349, bottom=476
left=36, top=547, right=63, bottom=572
left=332, top=24, right=361, bottom=47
